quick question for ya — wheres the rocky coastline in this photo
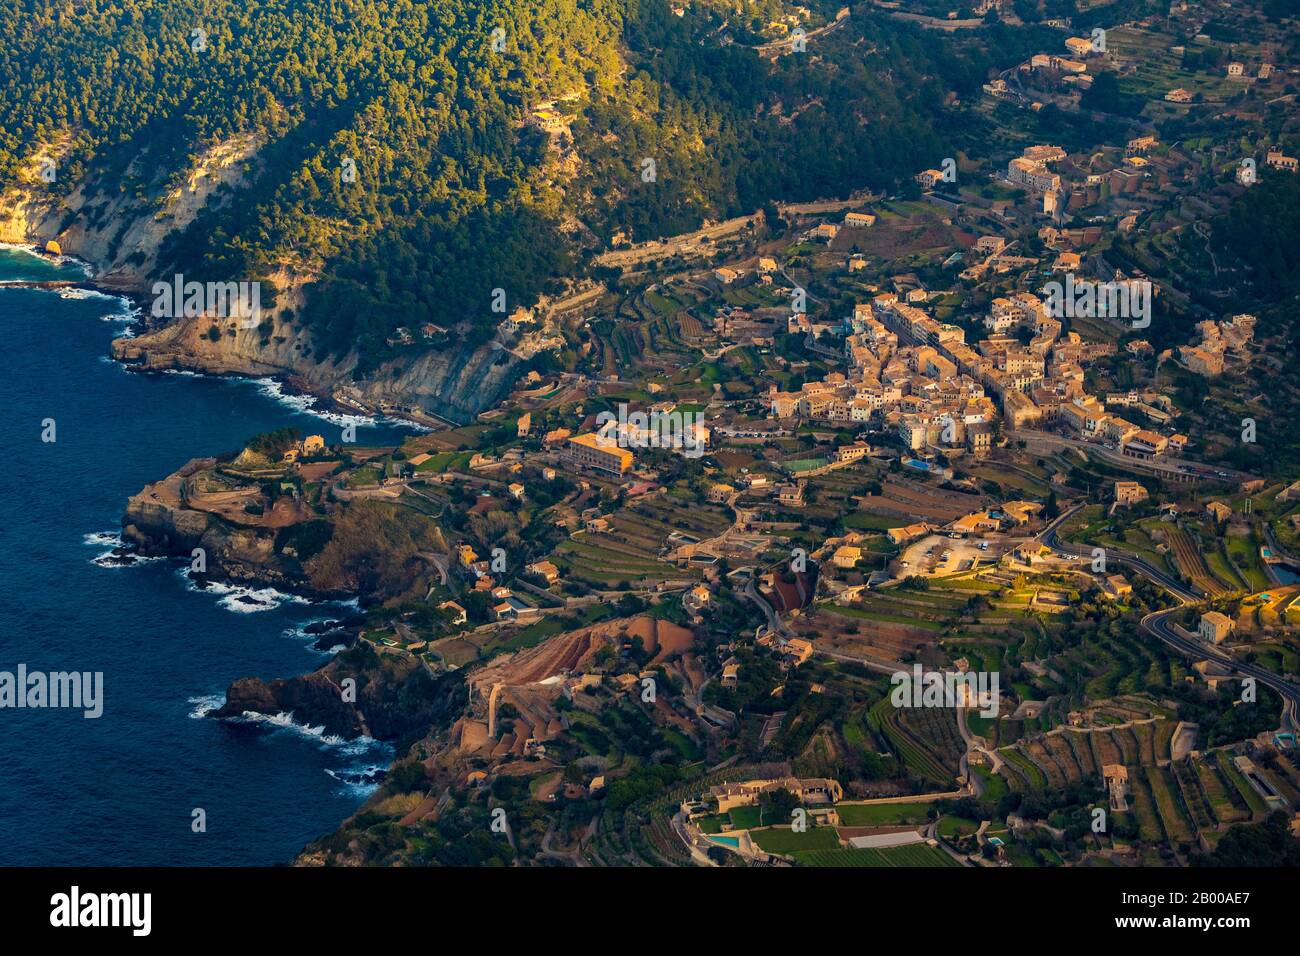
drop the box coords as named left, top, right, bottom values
left=7, top=201, right=495, bottom=856
left=2, top=198, right=518, bottom=430
left=211, top=644, right=467, bottom=744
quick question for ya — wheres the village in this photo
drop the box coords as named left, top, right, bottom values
left=98, top=0, right=1300, bottom=871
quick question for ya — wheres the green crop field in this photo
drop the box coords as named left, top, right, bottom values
left=750, top=826, right=841, bottom=853
left=835, top=802, right=933, bottom=827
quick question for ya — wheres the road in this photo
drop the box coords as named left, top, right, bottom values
left=803, top=331, right=843, bottom=361
left=1038, top=502, right=1200, bottom=602
left=1045, top=504, right=1299, bottom=732
left=1193, top=221, right=1223, bottom=278
left=752, top=7, right=850, bottom=56
left=1143, top=606, right=1298, bottom=733
left=956, top=705, right=1004, bottom=791
left=1015, top=428, right=1255, bottom=484
left=592, top=212, right=760, bottom=270
left=776, top=264, right=825, bottom=307
left=743, top=576, right=790, bottom=638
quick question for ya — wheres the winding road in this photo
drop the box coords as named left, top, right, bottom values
left=1041, top=505, right=1299, bottom=732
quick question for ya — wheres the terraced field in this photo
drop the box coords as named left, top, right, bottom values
left=969, top=461, right=1051, bottom=498
left=1172, top=759, right=1215, bottom=833
left=553, top=534, right=677, bottom=587
left=1166, top=526, right=1229, bottom=596
left=1195, top=758, right=1250, bottom=825
left=1088, top=727, right=1123, bottom=767
left=1145, top=766, right=1195, bottom=845
left=897, top=706, right=965, bottom=778
left=1111, top=726, right=1140, bottom=765
left=856, top=477, right=983, bottom=524
left=1215, top=750, right=1268, bottom=816
left=1264, top=757, right=1300, bottom=804
left=1064, top=731, right=1097, bottom=777
left=999, top=720, right=1178, bottom=803
left=999, top=746, right=1047, bottom=790
left=549, top=496, right=732, bottom=586
left=868, top=698, right=957, bottom=787
left=1204, top=540, right=1248, bottom=591
left=827, top=588, right=965, bottom=632
left=751, top=826, right=841, bottom=853
left=1134, top=722, right=1158, bottom=764
left=1041, top=734, right=1084, bottom=780
left=1023, top=739, right=1068, bottom=790
left=835, top=802, right=934, bottom=827
left=1127, top=767, right=1164, bottom=841
left=1225, top=528, right=1271, bottom=592
left=1109, top=26, right=1243, bottom=105
left=1074, top=626, right=1179, bottom=700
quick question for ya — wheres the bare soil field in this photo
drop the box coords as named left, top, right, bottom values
left=793, top=609, right=935, bottom=664
left=857, top=477, right=983, bottom=524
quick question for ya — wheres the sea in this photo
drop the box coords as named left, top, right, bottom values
left=0, top=245, right=412, bottom=865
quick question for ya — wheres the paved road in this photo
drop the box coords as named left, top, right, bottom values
left=1038, top=503, right=1200, bottom=602
left=1142, top=606, right=1299, bottom=733
left=777, top=265, right=822, bottom=307
left=1016, top=429, right=1255, bottom=484
left=752, top=7, right=850, bottom=56
left=743, top=576, right=790, bottom=638
left=1045, top=503, right=1298, bottom=731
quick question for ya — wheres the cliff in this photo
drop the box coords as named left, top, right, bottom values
left=120, top=457, right=318, bottom=595
left=0, top=134, right=260, bottom=290
left=3, top=138, right=520, bottom=424
left=111, top=311, right=520, bottom=425
left=213, top=641, right=467, bottom=743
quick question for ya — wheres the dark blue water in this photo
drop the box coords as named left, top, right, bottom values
left=0, top=246, right=411, bottom=865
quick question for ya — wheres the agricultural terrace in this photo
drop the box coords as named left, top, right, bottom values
left=549, top=496, right=732, bottom=588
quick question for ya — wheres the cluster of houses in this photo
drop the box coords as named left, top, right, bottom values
left=1000, top=137, right=1180, bottom=229
left=763, top=228, right=1221, bottom=465
left=1167, top=60, right=1278, bottom=107
left=1007, top=144, right=1067, bottom=194
left=767, top=278, right=1152, bottom=462
left=496, top=306, right=565, bottom=358
left=1178, top=313, right=1255, bottom=377
left=770, top=296, right=1000, bottom=458
left=753, top=628, right=815, bottom=670
left=279, top=434, right=327, bottom=463
left=452, top=544, right=554, bottom=623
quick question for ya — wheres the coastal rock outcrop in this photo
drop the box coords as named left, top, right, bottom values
left=213, top=643, right=467, bottom=743
left=5, top=167, right=520, bottom=425
left=120, top=457, right=313, bottom=594
left=111, top=312, right=519, bottom=425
